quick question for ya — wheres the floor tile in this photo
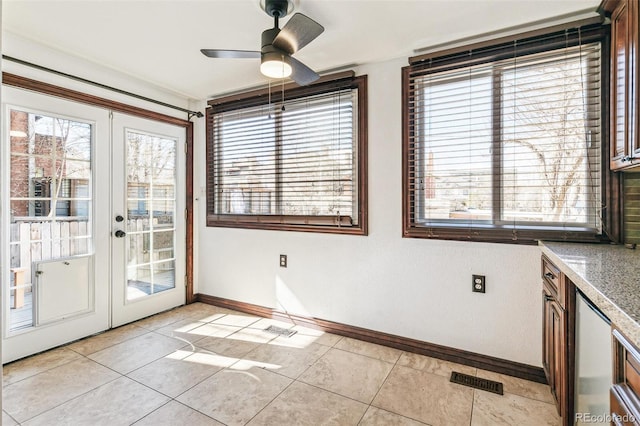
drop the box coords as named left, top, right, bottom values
left=191, top=312, right=227, bottom=323
left=87, top=332, right=187, bottom=374
left=179, top=302, right=232, bottom=320
left=248, top=380, right=367, bottom=425
left=3, top=347, right=83, bottom=386
left=66, top=323, right=149, bottom=356
left=195, top=335, right=261, bottom=359
left=359, top=406, right=428, bottom=425
left=299, top=348, right=394, bottom=403
left=134, top=401, right=224, bottom=425
left=334, top=337, right=402, bottom=363
left=3, top=358, right=120, bottom=423
left=290, top=325, right=343, bottom=347
left=475, top=369, right=554, bottom=404
left=22, top=376, right=169, bottom=426
left=2, top=411, right=19, bottom=426
left=242, top=340, right=330, bottom=379
left=127, top=349, right=233, bottom=397
left=211, top=313, right=261, bottom=327
left=471, top=389, right=560, bottom=426
left=135, top=308, right=192, bottom=330
left=154, top=318, right=211, bottom=344
left=178, top=304, right=232, bottom=324
left=372, top=364, right=474, bottom=426
left=186, top=323, right=241, bottom=339
left=226, top=327, right=277, bottom=344
left=397, top=352, right=477, bottom=378
left=177, top=366, right=292, bottom=426
left=269, top=330, right=339, bottom=350
left=269, top=332, right=324, bottom=349
left=248, top=317, right=295, bottom=330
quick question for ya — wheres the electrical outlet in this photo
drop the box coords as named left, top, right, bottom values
left=279, top=254, right=287, bottom=268
left=472, top=275, right=485, bottom=293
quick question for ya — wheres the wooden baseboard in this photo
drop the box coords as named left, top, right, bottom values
left=194, top=293, right=547, bottom=384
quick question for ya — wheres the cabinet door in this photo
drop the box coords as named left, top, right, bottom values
left=612, top=328, right=640, bottom=425
left=542, top=285, right=563, bottom=415
left=611, top=386, right=640, bottom=426
left=611, top=0, right=630, bottom=169
left=551, top=299, right=565, bottom=415
left=542, top=287, right=553, bottom=385
left=630, top=0, right=639, bottom=159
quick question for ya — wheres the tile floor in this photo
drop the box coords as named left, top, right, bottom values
left=2, top=303, right=560, bottom=425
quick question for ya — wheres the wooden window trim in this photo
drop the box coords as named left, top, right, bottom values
left=402, top=25, right=619, bottom=245
left=206, top=73, right=368, bottom=235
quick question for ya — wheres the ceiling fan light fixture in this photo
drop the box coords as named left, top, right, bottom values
left=260, top=52, right=292, bottom=79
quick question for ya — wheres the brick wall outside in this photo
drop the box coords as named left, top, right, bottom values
left=10, top=110, right=67, bottom=218
left=10, top=110, right=29, bottom=216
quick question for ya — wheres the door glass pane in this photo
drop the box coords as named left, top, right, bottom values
left=126, top=130, right=177, bottom=300
left=8, top=109, right=92, bottom=330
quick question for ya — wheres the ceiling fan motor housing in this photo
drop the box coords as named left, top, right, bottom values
left=264, top=0, right=290, bottom=18
left=260, top=27, right=291, bottom=78
left=262, top=27, right=281, bottom=51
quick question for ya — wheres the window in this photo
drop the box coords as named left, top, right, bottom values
left=206, top=73, right=368, bottom=234
left=403, top=25, right=608, bottom=244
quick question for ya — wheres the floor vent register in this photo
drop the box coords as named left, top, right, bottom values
left=450, top=371, right=504, bottom=395
left=263, top=325, right=297, bottom=338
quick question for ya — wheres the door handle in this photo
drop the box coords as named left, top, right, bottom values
left=114, top=230, right=126, bottom=238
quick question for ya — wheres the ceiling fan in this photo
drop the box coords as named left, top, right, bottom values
left=201, top=0, right=324, bottom=86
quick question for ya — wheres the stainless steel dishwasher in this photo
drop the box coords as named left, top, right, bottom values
left=574, top=289, right=612, bottom=425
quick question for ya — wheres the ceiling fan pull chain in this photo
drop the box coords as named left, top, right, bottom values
left=281, top=64, right=286, bottom=111
left=268, top=79, right=272, bottom=119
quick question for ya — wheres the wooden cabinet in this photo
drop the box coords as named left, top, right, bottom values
left=604, top=0, right=639, bottom=170
left=611, top=386, right=639, bottom=425
left=541, top=255, right=574, bottom=423
left=543, top=284, right=565, bottom=410
left=611, top=328, right=640, bottom=424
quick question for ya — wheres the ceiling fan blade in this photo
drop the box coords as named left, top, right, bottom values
left=272, top=13, right=324, bottom=54
left=200, top=49, right=260, bottom=59
left=289, top=56, right=320, bottom=86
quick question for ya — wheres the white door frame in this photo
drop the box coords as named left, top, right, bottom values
left=1, top=87, right=111, bottom=363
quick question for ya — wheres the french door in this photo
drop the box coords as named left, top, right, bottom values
left=111, top=113, right=185, bottom=327
left=2, top=89, right=186, bottom=362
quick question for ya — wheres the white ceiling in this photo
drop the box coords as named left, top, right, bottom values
left=3, top=0, right=601, bottom=101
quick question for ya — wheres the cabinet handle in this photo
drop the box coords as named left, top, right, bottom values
left=544, top=272, right=556, bottom=280
left=544, top=295, right=554, bottom=302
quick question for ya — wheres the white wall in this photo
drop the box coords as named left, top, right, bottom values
left=195, top=56, right=543, bottom=367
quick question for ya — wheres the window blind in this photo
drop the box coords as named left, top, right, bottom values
left=206, top=74, right=367, bottom=233
left=403, top=25, right=606, bottom=243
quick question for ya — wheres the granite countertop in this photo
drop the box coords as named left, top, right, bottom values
left=540, top=241, right=640, bottom=347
